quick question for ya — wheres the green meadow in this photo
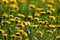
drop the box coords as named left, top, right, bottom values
left=0, top=0, right=60, bottom=40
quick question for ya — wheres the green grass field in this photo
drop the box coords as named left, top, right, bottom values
left=0, top=0, right=60, bottom=40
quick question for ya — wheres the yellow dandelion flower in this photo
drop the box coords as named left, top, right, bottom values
left=37, top=31, right=43, bottom=36
left=22, top=32, right=28, bottom=37
left=17, top=14, right=25, bottom=18
left=18, top=24, right=25, bottom=28
left=23, top=21, right=28, bottom=25
left=31, top=24, right=38, bottom=28
left=15, top=33, right=20, bottom=38
left=34, top=12, right=40, bottom=17
left=39, top=21, right=43, bottom=24
left=44, top=20, right=48, bottom=25
left=2, top=13, right=8, bottom=17
left=2, top=21, right=10, bottom=25
left=10, top=10, right=16, bottom=13
left=2, top=0, right=8, bottom=3
left=0, top=30, right=4, bottom=34
left=36, top=8, right=44, bottom=11
left=27, top=15, right=33, bottom=19
left=18, top=30, right=24, bottom=34
left=58, top=0, right=60, bottom=2
left=55, top=25, right=60, bottom=28
left=10, top=0, right=17, bottom=3
left=15, top=17, right=20, bottom=20
left=47, top=4, right=53, bottom=8
left=2, top=34, right=8, bottom=38
left=9, top=4, right=18, bottom=8
left=50, top=8, right=55, bottom=12
left=47, top=10, right=52, bottom=14
left=41, top=21, right=45, bottom=24
left=15, top=20, right=19, bottom=23
left=56, top=36, right=60, bottom=39
left=40, top=12, right=46, bottom=15
left=14, top=6, right=19, bottom=11
left=38, top=18, right=42, bottom=21
left=49, top=25, right=56, bottom=28
left=29, top=4, right=35, bottom=8
left=34, top=17, right=40, bottom=21
left=18, top=21, right=22, bottom=24
left=46, top=30, right=53, bottom=34
left=49, top=16, right=56, bottom=20
left=9, top=15, right=14, bottom=18
left=39, top=21, right=45, bottom=24
left=27, top=21, right=31, bottom=25
left=11, top=34, right=16, bottom=38
left=48, top=0, right=55, bottom=3
left=10, top=18, right=16, bottom=22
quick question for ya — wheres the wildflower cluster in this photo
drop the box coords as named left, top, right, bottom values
left=0, top=0, right=60, bottom=40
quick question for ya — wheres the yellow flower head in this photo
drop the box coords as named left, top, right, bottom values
left=18, top=24, right=25, bottom=28
left=56, top=36, right=60, bottom=39
left=0, top=30, right=4, bottom=34
left=47, top=4, right=53, bottom=8
left=2, top=13, right=8, bottom=17
left=31, top=24, right=38, bottom=28
left=23, top=21, right=28, bottom=25
left=47, top=10, right=52, bottom=14
left=11, top=34, right=16, bottom=38
left=10, top=0, right=17, bottom=3
left=9, top=15, right=14, bottom=18
left=34, top=17, right=40, bottom=21
left=2, top=21, right=10, bottom=25
left=55, top=25, right=60, bottom=28
left=27, top=15, right=33, bottom=19
left=58, top=0, right=60, bottom=2
left=10, top=10, right=16, bottom=13
left=17, top=13, right=25, bottom=18
left=2, top=34, right=8, bottom=38
left=18, top=21, right=22, bottom=24
left=43, top=20, right=48, bottom=25
left=18, top=30, right=24, bottom=34
left=40, top=12, right=46, bottom=15
left=36, top=8, right=44, bottom=11
left=39, top=21, right=45, bottom=24
left=15, top=33, right=20, bottom=38
left=27, top=21, right=31, bottom=25
left=39, top=21, right=43, bottom=24
left=14, top=7, right=19, bottom=11
left=2, top=0, right=9, bottom=3
left=29, top=4, right=35, bottom=8
left=34, top=12, right=40, bottom=17
left=48, top=0, right=55, bottom=3
left=50, top=8, right=55, bottom=12
left=9, top=4, right=18, bottom=8
left=37, top=31, right=43, bottom=36
left=22, top=32, right=28, bottom=37
left=10, top=18, right=16, bottom=22
left=46, top=30, right=53, bottom=34
left=49, top=16, right=56, bottom=20
left=49, top=25, right=56, bottom=28
left=15, top=17, right=20, bottom=20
